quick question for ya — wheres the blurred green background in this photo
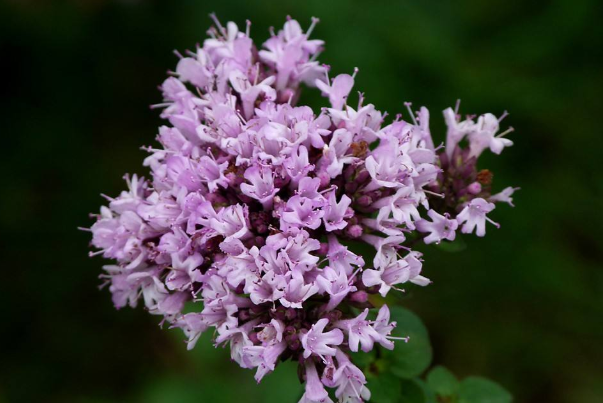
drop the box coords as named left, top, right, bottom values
left=1, top=0, right=602, bottom=402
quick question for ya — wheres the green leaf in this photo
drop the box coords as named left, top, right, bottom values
left=426, top=366, right=459, bottom=397
left=417, top=378, right=438, bottom=403
left=388, top=306, right=429, bottom=338
left=367, top=371, right=402, bottom=403
left=400, top=378, right=427, bottom=403
left=382, top=306, right=433, bottom=379
left=458, top=377, right=512, bottom=403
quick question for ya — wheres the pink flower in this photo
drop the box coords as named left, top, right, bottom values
left=456, top=198, right=499, bottom=236
left=416, top=209, right=458, bottom=244
left=299, top=360, right=334, bottom=403
left=468, top=113, right=514, bottom=158
left=323, top=190, right=352, bottom=231
left=240, top=165, right=279, bottom=209
left=316, top=266, right=357, bottom=311
left=301, top=318, right=344, bottom=360
left=336, top=308, right=383, bottom=352
left=489, top=186, right=520, bottom=207
left=315, top=72, right=355, bottom=110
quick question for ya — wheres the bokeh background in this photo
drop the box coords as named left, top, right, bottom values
left=2, top=0, right=602, bottom=402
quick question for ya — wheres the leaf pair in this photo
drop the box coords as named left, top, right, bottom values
left=427, top=366, right=512, bottom=403
left=353, top=306, right=512, bottom=403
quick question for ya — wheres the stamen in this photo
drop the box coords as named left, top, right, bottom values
left=209, top=13, right=227, bottom=38
left=496, top=127, right=514, bottom=138
left=236, top=110, right=248, bottom=124
left=245, top=19, right=251, bottom=37
left=387, top=335, right=410, bottom=342
left=404, top=102, right=418, bottom=126
left=319, top=185, right=338, bottom=194
left=349, top=378, right=361, bottom=399
left=323, top=65, right=331, bottom=86
left=254, top=62, right=260, bottom=85
left=97, top=279, right=110, bottom=290
left=307, top=17, right=320, bottom=37
left=141, top=146, right=174, bottom=154
left=424, top=189, right=445, bottom=198
left=454, top=99, right=461, bottom=115
left=88, top=249, right=106, bottom=257
left=498, top=110, right=509, bottom=122
left=351, top=67, right=359, bottom=80
left=150, top=102, right=172, bottom=109
left=348, top=267, right=362, bottom=285
left=485, top=216, right=501, bottom=228
left=357, top=91, right=365, bottom=109
left=173, top=49, right=184, bottom=59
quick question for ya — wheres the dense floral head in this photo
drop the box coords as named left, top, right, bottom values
left=87, top=15, right=516, bottom=402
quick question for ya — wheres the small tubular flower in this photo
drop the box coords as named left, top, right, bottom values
left=301, top=318, right=344, bottom=360
left=456, top=198, right=499, bottom=236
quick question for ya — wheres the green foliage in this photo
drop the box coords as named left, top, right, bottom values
left=352, top=307, right=512, bottom=403
left=382, top=307, right=433, bottom=379
left=368, top=372, right=403, bottom=403
left=399, top=379, right=427, bottom=403
left=427, top=366, right=460, bottom=398
left=457, top=377, right=513, bottom=403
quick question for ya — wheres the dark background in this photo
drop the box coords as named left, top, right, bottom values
left=1, top=1, right=602, bottom=402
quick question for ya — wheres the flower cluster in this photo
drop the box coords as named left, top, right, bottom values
left=87, top=16, right=517, bottom=403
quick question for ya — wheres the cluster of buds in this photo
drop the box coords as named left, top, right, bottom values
left=86, top=16, right=516, bottom=403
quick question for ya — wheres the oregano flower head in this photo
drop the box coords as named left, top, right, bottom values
left=86, top=15, right=516, bottom=402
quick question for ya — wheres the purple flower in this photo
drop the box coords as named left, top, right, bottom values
left=456, top=198, right=499, bottom=236
left=300, top=359, right=334, bottom=403
left=280, top=271, right=319, bottom=308
left=176, top=49, right=212, bottom=89
left=326, top=236, right=364, bottom=276
left=320, top=128, right=355, bottom=178
left=301, top=318, right=344, bottom=360
left=171, top=313, right=208, bottom=350
left=197, top=155, right=230, bottom=193
left=281, top=195, right=325, bottom=230
left=332, top=350, right=371, bottom=402
left=316, top=266, right=357, bottom=311
left=336, top=308, right=383, bottom=352
left=315, top=72, right=355, bottom=110
left=489, top=186, right=519, bottom=207
left=416, top=209, right=458, bottom=244
left=229, top=70, right=276, bottom=119
left=323, top=190, right=352, bottom=231
left=468, top=113, right=514, bottom=158
left=284, top=145, right=315, bottom=186
left=443, top=106, right=475, bottom=157
left=240, top=165, right=279, bottom=209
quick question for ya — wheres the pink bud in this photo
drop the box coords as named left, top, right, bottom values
left=347, top=224, right=363, bottom=238
left=349, top=290, right=368, bottom=303
left=467, top=181, right=482, bottom=195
